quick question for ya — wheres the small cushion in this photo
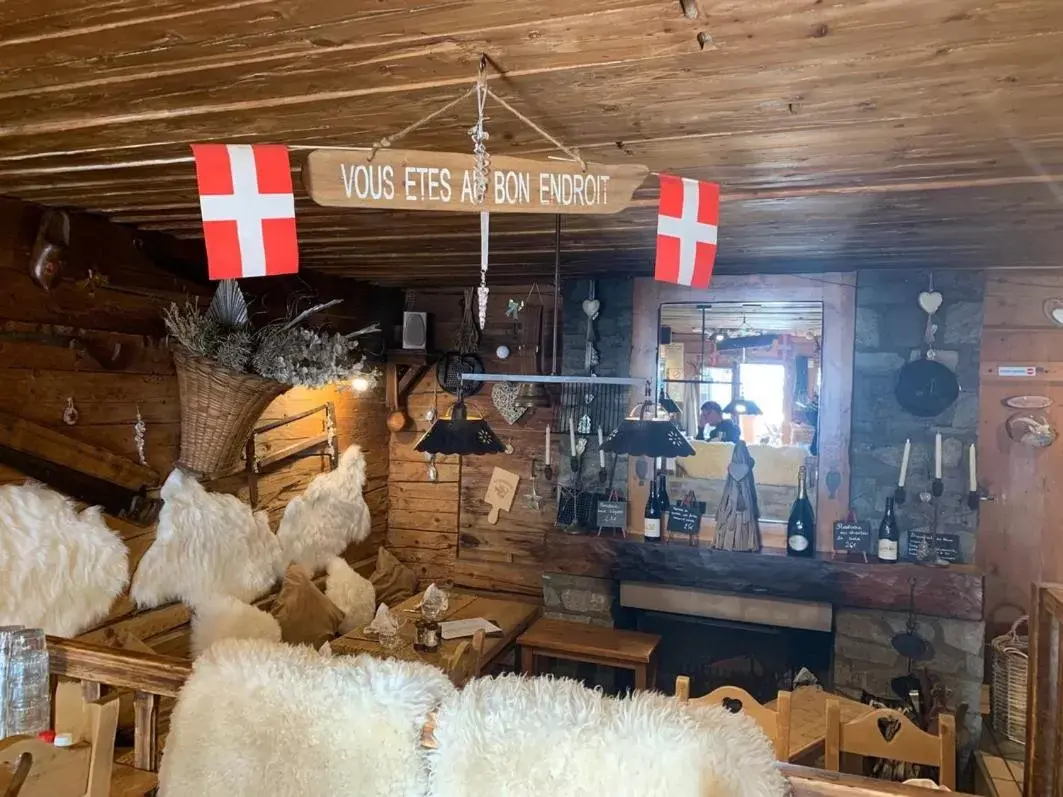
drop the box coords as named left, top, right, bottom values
left=192, top=596, right=282, bottom=658
left=270, top=564, right=345, bottom=649
left=369, top=547, right=416, bottom=607
left=325, top=557, right=376, bottom=634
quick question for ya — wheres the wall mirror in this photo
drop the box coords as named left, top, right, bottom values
left=657, top=301, right=823, bottom=522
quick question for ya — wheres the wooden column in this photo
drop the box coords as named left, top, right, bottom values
left=133, top=691, right=159, bottom=772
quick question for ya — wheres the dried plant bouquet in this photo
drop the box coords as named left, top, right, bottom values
left=164, top=280, right=378, bottom=389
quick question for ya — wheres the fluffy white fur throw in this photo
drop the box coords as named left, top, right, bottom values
left=160, top=639, right=452, bottom=797
left=277, top=445, right=371, bottom=570
left=325, top=556, right=376, bottom=634
left=0, top=482, right=128, bottom=637
left=131, top=469, right=283, bottom=608
left=190, top=596, right=282, bottom=658
left=429, top=675, right=789, bottom=797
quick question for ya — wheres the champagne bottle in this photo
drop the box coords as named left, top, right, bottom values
left=786, top=466, right=815, bottom=557
left=644, top=477, right=662, bottom=542
left=877, top=497, right=900, bottom=562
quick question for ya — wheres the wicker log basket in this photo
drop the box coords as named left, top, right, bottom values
left=173, top=346, right=290, bottom=475
left=990, top=615, right=1029, bottom=744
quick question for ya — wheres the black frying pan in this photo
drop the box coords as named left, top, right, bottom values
left=895, top=357, right=959, bottom=417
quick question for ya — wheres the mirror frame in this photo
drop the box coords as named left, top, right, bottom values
left=628, top=274, right=856, bottom=552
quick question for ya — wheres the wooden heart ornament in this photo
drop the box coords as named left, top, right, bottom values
left=491, top=383, right=528, bottom=425
left=918, top=290, right=943, bottom=315
left=1043, top=298, right=1063, bottom=327
left=582, top=299, right=600, bottom=319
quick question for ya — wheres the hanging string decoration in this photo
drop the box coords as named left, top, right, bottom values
left=469, top=65, right=492, bottom=330
left=133, top=405, right=148, bottom=466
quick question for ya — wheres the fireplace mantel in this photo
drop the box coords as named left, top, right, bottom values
left=544, top=533, right=983, bottom=622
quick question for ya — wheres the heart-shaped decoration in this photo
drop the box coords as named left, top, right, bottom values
left=727, top=462, right=750, bottom=482
left=1043, top=298, right=1063, bottom=326
left=576, top=437, right=588, bottom=457
left=582, top=299, right=601, bottom=319
left=491, top=383, right=528, bottom=425
left=918, top=290, right=943, bottom=315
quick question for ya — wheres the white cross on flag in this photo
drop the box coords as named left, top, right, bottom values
left=191, top=143, right=299, bottom=280
left=654, top=174, right=719, bottom=289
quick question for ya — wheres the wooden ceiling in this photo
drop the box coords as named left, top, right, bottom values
left=0, top=0, right=1061, bottom=287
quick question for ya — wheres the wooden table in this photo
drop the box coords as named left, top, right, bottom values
left=771, top=686, right=873, bottom=762
left=517, top=617, right=661, bottom=691
left=331, top=590, right=540, bottom=675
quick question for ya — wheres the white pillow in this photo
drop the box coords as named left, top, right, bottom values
left=191, top=596, right=281, bottom=658
left=325, top=556, right=376, bottom=634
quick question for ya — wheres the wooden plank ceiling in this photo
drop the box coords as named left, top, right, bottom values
left=0, top=0, right=1060, bottom=287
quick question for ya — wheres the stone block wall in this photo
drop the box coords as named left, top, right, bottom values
left=541, top=572, right=617, bottom=627
left=834, top=607, right=984, bottom=755
left=850, top=270, right=985, bottom=563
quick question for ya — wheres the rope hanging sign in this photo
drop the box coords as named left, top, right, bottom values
left=301, top=61, right=648, bottom=215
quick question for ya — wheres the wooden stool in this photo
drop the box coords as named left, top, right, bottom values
left=517, top=617, right=661, bottom=691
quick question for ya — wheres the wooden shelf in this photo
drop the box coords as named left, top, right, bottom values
left=544, top=532, right=983, bottom=622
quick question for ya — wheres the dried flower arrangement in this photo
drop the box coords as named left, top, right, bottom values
left=164, top=280, right=379, bottom=389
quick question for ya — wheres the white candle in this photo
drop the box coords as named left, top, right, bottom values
left=969, top=443, right=977, bottom=492
left=545, top=426, right=551, bottom=467
left=898, top=438, right=911, bottom=487
left=934, top=433, right=942, bottom=479
left=598, top=426, right=605, bottom=468
left=569, top=415, right=576, bottom=456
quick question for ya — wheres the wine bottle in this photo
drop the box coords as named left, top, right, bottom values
left=656, top=461, right=670, bottom=517
left=786, top=465, right=815, bottom=557
left=644, top=477, right=662, bottom=542
left=877, top=497, right=900, bottom=562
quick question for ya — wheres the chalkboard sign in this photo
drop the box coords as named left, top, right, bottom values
left=667, top=504, right=703, bottom=534
left=595, top=500, right=626, bottom=530
left=905, top=531, right=961, bottom=563
left=833, top=521, right=873, bottom=553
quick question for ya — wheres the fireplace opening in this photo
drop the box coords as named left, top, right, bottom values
left=627, top=609, right=834, bottom=701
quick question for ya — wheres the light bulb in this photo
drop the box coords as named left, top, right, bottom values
left=352, top=375, right=371, bottom=393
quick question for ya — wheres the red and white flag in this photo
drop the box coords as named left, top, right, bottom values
left=654, top=174, right=719, bottom=289
left=191, top=143, right=299, bottom=280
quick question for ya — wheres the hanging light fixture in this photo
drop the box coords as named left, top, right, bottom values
left=603, top=387, right=695, bottom=458
left=724, top=398, right=763, bottom=417
left=414, top=394, right=505, bottom=456
left=514, top=216, right=562, bottom=410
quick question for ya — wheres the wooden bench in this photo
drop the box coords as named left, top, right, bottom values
left=517, top=617, right=661, bottom=691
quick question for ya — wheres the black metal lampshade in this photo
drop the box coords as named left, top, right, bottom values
left=413, top=401, right=505, bottom=456
left=602, top=402, right=695, bottom=458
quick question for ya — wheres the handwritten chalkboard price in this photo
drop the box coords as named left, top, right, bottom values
left=832, top=520, right=873, bottom=553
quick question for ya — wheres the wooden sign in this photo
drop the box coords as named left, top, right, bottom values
left=484, top=467, right=519, bottom=524
left=302, top=149, right=648, bottom=214
left=666, top=504, right=703, bottom=534
left=832, top=520, right=873, bottom=554
left=905, top=531, right=961, bottom=563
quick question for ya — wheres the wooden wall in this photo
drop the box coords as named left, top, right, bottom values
left=0, top=196, right=393, bottom=559
left=978, top=270, right=1063, bottom=627
left=388, top=287, right=555, bottom=596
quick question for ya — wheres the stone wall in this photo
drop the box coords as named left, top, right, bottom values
left=850, top=270, right=985, bottom=563
left=834, top=607, right=984, bottom=755
left=542, top=572, right=616, bottom=627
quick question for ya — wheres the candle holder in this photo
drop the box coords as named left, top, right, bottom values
left=967, top=489, right=979, bottom=511
left=917, top=480, right=948, bottom=567
left=893, top=485, right=906, bottom=506
left=931, top=477, right=944, bottom=497
left=598, top=466, right=608, bottom=485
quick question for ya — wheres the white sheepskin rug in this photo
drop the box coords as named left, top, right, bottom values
left=325, top=556, right=376, bottom=634
left=190, top=596, right=282, bottom=658
left=428, top=675, right=789, bottom=797
left=276, top=445, right=371, bottom=571
left=131, top=469, right=283, bottom=608
left=159, top=638, right=452, bottom=797
left=0, top=482, right=129, bottom=637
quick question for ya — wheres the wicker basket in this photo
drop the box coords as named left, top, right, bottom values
left=172, top=347, right=290, bottom=476
left=990, top=616, right=1029, bottom=744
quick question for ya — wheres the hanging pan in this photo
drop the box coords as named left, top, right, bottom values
left=895, top=354, right=959, bottom=418
left=436, top=351, right=485, bottom=396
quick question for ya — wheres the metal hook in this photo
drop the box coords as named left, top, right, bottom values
left=478, top=53, right=488, bottom=77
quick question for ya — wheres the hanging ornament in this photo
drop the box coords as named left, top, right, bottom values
left=324, top=405, right=337, bottom=461
left=468, top=59, right=492, bottom=330
left=62, top=397, right=79, bottom=426
left=583, top=280, right=600, bottom=373
left=133, top=405, right=148, bottom=466
left=918, top=273, right=943, bottom=360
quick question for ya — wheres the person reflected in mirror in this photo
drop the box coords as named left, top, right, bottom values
left=696, top=401, right=741, bottom=443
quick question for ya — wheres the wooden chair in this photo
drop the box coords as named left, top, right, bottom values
left=445, top=629, right=485, bottom=687
left=824, top=697, right=956, bottom=790
left=2, top=754, right=32, bottom=797
left=675, top=675, right=792, bottom=761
